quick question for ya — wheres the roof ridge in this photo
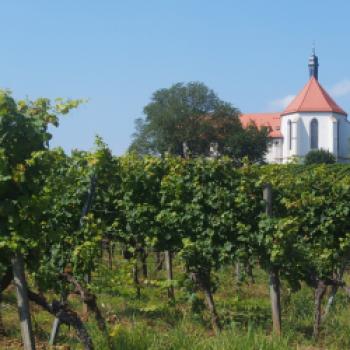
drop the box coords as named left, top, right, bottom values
left=243, top=112, right=281, bottom=115
left=318, top=81, right=340, bottom=107
left=298, top=78, right=313, bottom=110
left=317, top=80, right=347, bottom=114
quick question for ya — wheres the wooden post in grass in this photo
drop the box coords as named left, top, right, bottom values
left=108, top=241, right=113, bottom=270
left=80, top=174, right=96, bottom=318
left=49, top=318, right=60, bottom=345
left=269, top=267, right=282, bottom=336
left=235, top=261, right=241, bottom=284
left=140, top=247, right=148, bottom=279
left=132, top=262, right=141, bottom=299
left=165, top=250, right=175, bottom=302
left=313, top=280, right=327, bottom=339
left=263, top=183, right=282, bottom=336
left=191, top=271, right=221, bottom=334
left=12, top=253, right=36, bottom=350
left=82, top=273, right=91, bottom=318
left=49, top=291, right=67, bottom=345
left=155, top=252, right=164, bottom=271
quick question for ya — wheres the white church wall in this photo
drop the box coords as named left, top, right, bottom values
left=331, top=116, right=338, bottom=157
left=298, top=112, right=334, bottom=156
left=280, top=112, right=347, bottom=162
left=279, top=112, right=350, bottom=163
left=338, top=115, right=350, bottom=162
left=265, top=138, right=283, bottom=163
left=280, top=113, right=300, bottom=162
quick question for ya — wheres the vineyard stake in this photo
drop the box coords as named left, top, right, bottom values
left=263, top=183, right=282, bottom=336
left=12, top=253, right=36, bottom=350
left=165, top=250, right=175, bottom=301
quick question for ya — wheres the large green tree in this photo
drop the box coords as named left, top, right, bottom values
left=129, top=82, right=269, bottom=161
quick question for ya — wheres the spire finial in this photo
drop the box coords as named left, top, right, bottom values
left=308, top=46, right=319, bottom=80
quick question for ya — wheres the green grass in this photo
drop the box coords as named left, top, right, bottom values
left=1, top=255, right=350, bottom=349
left=106, top=324, right=292, bottom=350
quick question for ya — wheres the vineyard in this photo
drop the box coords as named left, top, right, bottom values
left=1, top=91, right=350, bottom=349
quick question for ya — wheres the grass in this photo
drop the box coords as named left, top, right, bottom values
left=106, top=324, right=292, bottom=350
left=1, top=255, right=350, bottom=349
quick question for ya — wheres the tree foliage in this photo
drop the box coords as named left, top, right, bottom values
left=129, top=82, right=269, bottom=161
left=304, top=149, right=336, bottom=165
left=0, top=91, right=83, bottom=256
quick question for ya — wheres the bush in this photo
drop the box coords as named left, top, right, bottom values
left=304, top=149, right=336, bottom=165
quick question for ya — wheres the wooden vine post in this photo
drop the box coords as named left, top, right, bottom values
left=263, top=183, right=282, bottom=336
left=81, top=174, right=96, bottom=317
left=132, top=261, right=141, bottom=299
left=235, top=261, right=241, bottom=284
left=164, top=250, right=175, bottom=301
left=12, top=253, right=36, bottom=350
left=48, top=317, right=60, bottom=346
left=313, top=280, right=327, bottom=339
left=49, top=291, right=67, bottom=346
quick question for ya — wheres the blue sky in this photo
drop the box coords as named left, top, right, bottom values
left=2, top=0, right=350, bottom=154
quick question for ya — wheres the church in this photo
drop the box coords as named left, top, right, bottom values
left=240, top=52, right=350, bottom=163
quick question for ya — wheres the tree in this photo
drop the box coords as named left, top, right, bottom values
left=304, top=149, right=336, bottom=165
left=129, top=82, right=269, bottom=161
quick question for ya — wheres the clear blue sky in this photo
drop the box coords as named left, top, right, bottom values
left=2, top=0, right=350, bottom=155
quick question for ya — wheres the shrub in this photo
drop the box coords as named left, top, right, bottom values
left=304, top=149, right=336, bottom=165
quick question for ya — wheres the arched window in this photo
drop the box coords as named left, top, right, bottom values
left=310, top=119, right=318, bottom=149
left=288, top=120, right=292, bottom=150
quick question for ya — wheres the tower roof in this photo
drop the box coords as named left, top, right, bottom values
left=308, top=49, right=319, bottom=80
left=282, top=76, right=347, bottom=116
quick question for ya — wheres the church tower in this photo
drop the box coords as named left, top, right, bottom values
left=308, top=49, right=319, bottom=80
left=240, top=52, right=350, bottom=164
left=280, top=51, right=348, bottom=162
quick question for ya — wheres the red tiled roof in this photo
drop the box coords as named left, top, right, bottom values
left=240, top=113, right=282, bottom=138
left=282, top=76, right=347, bottom=116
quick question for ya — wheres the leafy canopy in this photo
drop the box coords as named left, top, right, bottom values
left=129, top=82, right=269, bottom=161
left=304, top=149, right=336, bottom=165
left=0, top=90, right=83, bottom=257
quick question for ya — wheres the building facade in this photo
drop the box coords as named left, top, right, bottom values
left=240, top=52, right=350, bottom=163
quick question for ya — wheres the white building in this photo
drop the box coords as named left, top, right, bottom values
left=240, top=52, right=350, bottom=163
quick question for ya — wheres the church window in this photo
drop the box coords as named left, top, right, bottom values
left=288, top=120, right=292, bottom=150
left=310, top=119, right=318, bottom=149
